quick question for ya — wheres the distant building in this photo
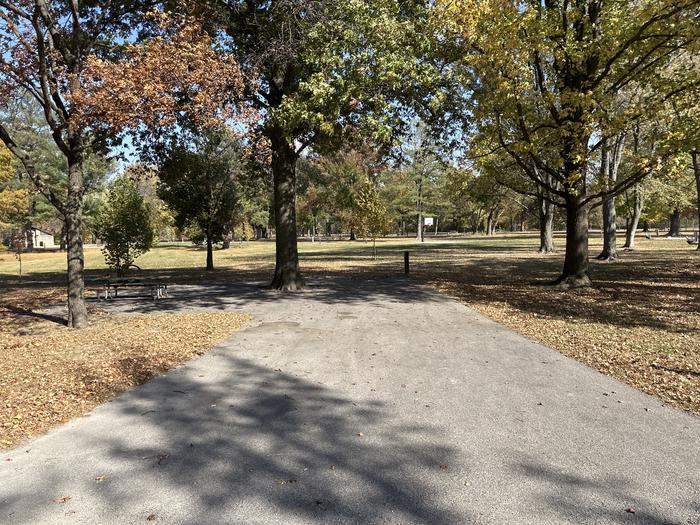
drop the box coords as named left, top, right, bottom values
left=28, top=227, right=56, bottom=249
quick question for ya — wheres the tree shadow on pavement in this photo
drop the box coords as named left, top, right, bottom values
left=90, top=276, right=448, bottom=316
left=1, top=355, right=466, bottom=524
left=513, top=458, right=695, bottom=525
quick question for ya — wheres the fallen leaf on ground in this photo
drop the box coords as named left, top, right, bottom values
left=0, top=309, right=250, bottom=449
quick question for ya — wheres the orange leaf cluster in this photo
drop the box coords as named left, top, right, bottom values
left=72, top=12, right=254, bottom=134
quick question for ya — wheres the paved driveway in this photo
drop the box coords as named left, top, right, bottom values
left=1, top=277, right=698, bottom=524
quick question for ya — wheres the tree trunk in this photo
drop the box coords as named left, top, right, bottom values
left=349, top=227, right=356, bottom=241
left=416, top=178, right=423, bottom=242
left=25, top=227, right=34, bottom=251
left=206, top=232, right=214, bottom=271
left=623, top=184, right=643, bottom=249
left=59, top=223, right=67, bottom=251
left=555, top=198, right=591, bottom=289
left=269, top=126, right=303, bottom=291
left=598, top=195, right=618, bottom=260
left=486, top=207, right=500, bottom=236
left=597, top=134, right=624, bottom=261
left=693, top=151, right=700, bottom=251
left=66, top=158, right=88, bottom=328
left=486, top=212, right=494, bottom=236
left=668, top=209, right=681, bottom=237
left=538, top=196, right=555, bottom=253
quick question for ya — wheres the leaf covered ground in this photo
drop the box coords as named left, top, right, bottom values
left=0, top=291, right=249, bottom=449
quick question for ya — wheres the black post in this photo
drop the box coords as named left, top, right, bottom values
left=404, top=251, right=410, bottom=275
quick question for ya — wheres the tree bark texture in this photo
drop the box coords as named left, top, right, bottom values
left=206, top=233, right=214, bottom=271
left=668, top=209, right=681, bottom=237
left=597, top=135, right=624, bottom=261
left=599, top=195, right=617, bottom=260
left=693, top=151, right=700, bottom=250
left=538, top=196, right=555, bottom=253
left=416, top=177, right=423, bottom=242
left=66, top=156, right=88, bottom=328
left=623, top=185, right=643, bottom=249
left=269, top=126, right=304, bottom=291
left=555, top=197, right=591, bottom=289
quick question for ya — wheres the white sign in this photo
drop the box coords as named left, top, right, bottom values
left=424, top=217, right=434, bottom=226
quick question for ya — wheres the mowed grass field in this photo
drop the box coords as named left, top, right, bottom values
left=1, top=232, right=698, bottom=448
left=0, top=234, right=551, bottom=280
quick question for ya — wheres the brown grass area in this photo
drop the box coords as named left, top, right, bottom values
left=0, top=300, right=249, bottom=449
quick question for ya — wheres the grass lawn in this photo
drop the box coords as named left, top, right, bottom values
left=1, top=232, right=698, bottom=448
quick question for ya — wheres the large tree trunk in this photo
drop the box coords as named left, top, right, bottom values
left=693, top=151, right=700, bottom=250
left=668, top=208, right=681, bottom=237
left=269, top=127, right=303, bottom=291
left=538, top=196, right=555, bottom=253
left=623, top=184, right=643, bottom=249
left=66, top=157, right=88, bottom=328
left=555, top=198, right=591, bottom=289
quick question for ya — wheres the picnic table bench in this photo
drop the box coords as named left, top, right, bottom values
left=96, top=277, right=168, bottom=301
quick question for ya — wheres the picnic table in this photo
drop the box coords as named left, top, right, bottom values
left=96, top=277, right=168, bottom=301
